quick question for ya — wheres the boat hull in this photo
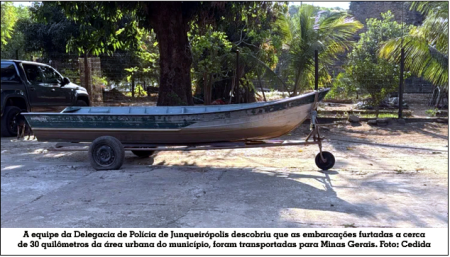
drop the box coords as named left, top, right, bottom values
left=24, top=89, right=329, bottom=144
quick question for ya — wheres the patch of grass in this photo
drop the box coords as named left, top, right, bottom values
left=426, top=109, right=438, bottom=117
left=358, top=113, right=404, bottom=119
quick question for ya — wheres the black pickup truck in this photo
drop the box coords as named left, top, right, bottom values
left=1, top=60, right=90, bottom=137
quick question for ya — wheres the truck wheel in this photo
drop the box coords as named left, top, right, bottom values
left=75, top=100, right=88, bottom=106
left=1, top=106, right=22, bottom=137
left=88, top=136, right=125, bottom=170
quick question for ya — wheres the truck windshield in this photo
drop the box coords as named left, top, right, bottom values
left=1, top=63, right=20, bottom=82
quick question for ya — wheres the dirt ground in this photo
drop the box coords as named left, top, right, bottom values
left=2, top=121, right=448, bottom=227
left=2, top=121, right=447, bottom=171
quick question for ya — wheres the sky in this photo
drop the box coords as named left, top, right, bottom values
left=290, top=2, right=350, bottom=10
left=13, top=2, right=32, bottom=7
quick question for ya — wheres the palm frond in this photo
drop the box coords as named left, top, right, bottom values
left=286, top=5, right=362, bottom=93
left=380, top=34, right=448, bottom=88
left=410, top=2, right=448, bottom=19
left=273, top=14, right=292, bottom=43
left=242, top=52, right=290, bottom=92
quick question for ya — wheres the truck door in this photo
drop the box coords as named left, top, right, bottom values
left=40, top=66, right=72, bottom=105
left=23, top=64, right=70, bottom=112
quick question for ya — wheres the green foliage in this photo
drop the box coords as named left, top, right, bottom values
left=135, top=85, right=147, bottom=97
left=286, top=4, right=363, bottom=95
left=56, top=2, right=140, bottom=57
left=425, top=108, right=438, bottom=117
left=190, top=25, right=233, bottom=103
left=92, top=75, right=108, bottom=88
left=327, top=72, right=358, bottom=99
left=60, top=68, right=80, bottom=84
left=190, top=26, right=233, bottom=74
left=1, top=3, right=32, bottom=59
left=187, top=2, right=291, bottom=103
left=123, top=85, right=147, bottom=97
left=21, top=2, right=76, bottom=57
left=380, top=2, right=448, bottom=88
left=1, top=2, right=17, bottom=46
left=346, top=11, right=409, bottom=113
left=123, top=29, right=159, bottom=86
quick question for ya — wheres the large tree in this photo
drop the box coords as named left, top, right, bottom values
left=59, top=2, right=284, bottom=106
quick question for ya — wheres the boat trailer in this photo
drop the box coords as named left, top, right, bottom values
left=48, top=122, right=335, bottom=172
left=48, top=92, right=335, bottom=171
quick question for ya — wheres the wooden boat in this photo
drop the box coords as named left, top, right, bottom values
left=23, top=88, right=330, bottom=144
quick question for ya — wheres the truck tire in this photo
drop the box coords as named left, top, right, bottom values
left=89, top=136, right=125, bottom=170
left=75, top=100, right=88, bottom=106
left=1, top=106, right=22, bottom=137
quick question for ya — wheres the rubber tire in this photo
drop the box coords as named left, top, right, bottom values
left=75, top=100, right=88, bottom=106
left=88, top=136, right=125, bottom=170
left=1, top=106, right=22, bottom=137
left=131, top=150, right=155, bottom=158
left=315, top=151, right=335, bottom=170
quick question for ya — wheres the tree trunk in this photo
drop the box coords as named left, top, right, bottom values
left=292, top=69, right=302, bottom=97
left=233, top=66, right=245, bottom=103
left=203, top=73, right=212, bottom=105
left=149, top=2, right=193, bottom=106
left=256, top=69, right=266, bottom=102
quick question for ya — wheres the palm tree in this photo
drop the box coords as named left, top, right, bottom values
left=379, top=2, right=448, bottom=89
left=287, top=5, right=363, bottom=95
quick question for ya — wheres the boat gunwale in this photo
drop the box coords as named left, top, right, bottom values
left=22, top=89, right=329, bottom=117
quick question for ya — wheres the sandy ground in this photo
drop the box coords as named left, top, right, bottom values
left=1, top=121, right=448, bottom=228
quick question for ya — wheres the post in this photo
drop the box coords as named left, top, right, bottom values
left=84, top=53, right=91, bottom=96
left=15, top=50, right=19, bottom=60
left=131, top=76, right=135, bottom=98
left=398, top=48, right=404, bottom=119
left=314, top=50, right=318, bottom=91
left=235, top=49, right=240, bottom=103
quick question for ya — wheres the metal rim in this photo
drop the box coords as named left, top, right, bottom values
left=93, top=144, right=116, bottom=166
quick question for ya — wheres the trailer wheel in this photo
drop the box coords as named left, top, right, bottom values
left=1, top=106, right=22, bottom=137
left=315, top=151, right=335, bottom=170
left=89, top=136, right=125, bottom=170
left=131, top=150, right=155, bottom=158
